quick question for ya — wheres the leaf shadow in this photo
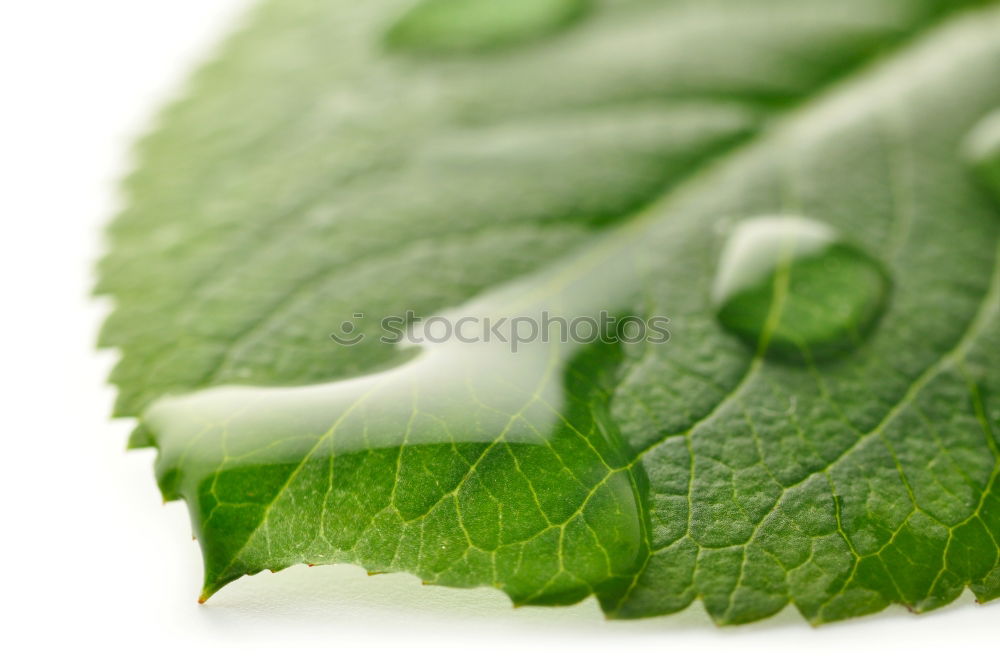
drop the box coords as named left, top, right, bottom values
left=198, top=562, right=995, bottom=641
left=195, top=562, right=825, bottom=637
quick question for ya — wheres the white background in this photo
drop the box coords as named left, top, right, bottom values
left=1, top=1, right=996, bottom=660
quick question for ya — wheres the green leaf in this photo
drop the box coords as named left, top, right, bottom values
left=385, top=0, right=593, bottom=53
left=100, top=0, right=1000, bottom=624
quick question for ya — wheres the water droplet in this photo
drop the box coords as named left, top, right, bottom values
left=963, top=109, right=1000, bottom=190
left=386, top=0, right=591, bottom=54
left=713, top=216, right=890, bottom=361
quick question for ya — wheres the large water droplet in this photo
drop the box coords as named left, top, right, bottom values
left=963, top=109, right=1000, bottom=189
left=713, top=216, right=890, bottom=361
left=386, top=0, right=591, bottom=54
